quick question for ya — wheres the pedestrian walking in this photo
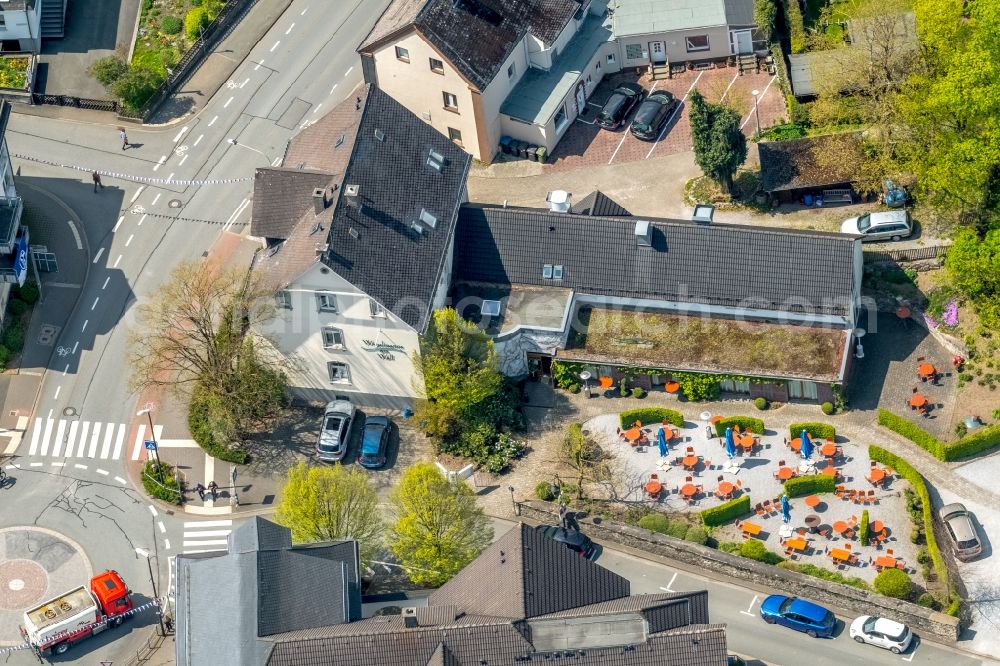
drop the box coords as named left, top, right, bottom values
left=558, top=502, right=567, bottom=529
left=208, top=480, right=218, bottom=500
left=195, top=483, right=206, bottom=501
left=120, top=128, right=130, bottom=150
left=92, top=171, right=103, bottom=192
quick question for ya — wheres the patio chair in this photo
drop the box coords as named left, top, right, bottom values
left=870, top=460, right=877, bottom=468
left=778, top=460, right=785, bottom=467
left=912, top=386, right=919, bottom=393
left=717, top=475, right=725, bottom=483
left=844, top=542, right=852, bottom=551
left=835, top=485, right=846, bottom=498
left=703, top=459, right=712, bottom=471
left=848, top=515, right=858, bottom=528
left=761, top=499, right=772, bottom=514
left=886, top=548, right=894, bottom=556
left=735, top=479, right=743, bottom=489
left=917, top=356, right=926, bottom=362
left=685, top=475, right=693, bottom=483
left=868, top=490, right=877, bottom=503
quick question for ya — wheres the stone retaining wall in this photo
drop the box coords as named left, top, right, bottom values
left=518, top=500, right=960, bottom=642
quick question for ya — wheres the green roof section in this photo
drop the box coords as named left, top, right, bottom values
left=500, top=14, right=613, bottom=125
left=613, top=0, right=728, bottom=37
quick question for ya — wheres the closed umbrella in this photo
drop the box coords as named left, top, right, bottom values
left=800, top=429, right=814, bottom=460
left=657, top=427, right=668, bottom=457
left=724, top=427, right=736, bottom=459
left=780, top=494, right=791, bottom=524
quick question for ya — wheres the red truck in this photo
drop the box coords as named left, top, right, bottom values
left=21, top=570, right=134, bottom=655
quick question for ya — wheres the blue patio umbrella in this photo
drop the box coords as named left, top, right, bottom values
left=780, top=494, right=791, bottom=523
left=724, top=427, right=737, bottom=459
left=657, top=427, right=668, bottom=457
left=800, top=429, right=814, bottom=460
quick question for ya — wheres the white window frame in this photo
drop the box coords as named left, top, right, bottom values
left=447, top=127, right=463, bottom=145
left=553, top=104, right=569, bottom=134
left=369, top=298, right=386, bottom=318
left=443, top=91, right=458, bottom=110
left=552, top=265, right=564, bottom=279
left=685, top=35, right=710, bottom=52
left=542, top=264, right=553, bottom=279
left=322, top=327, right=345, bottom=350
left=327, top=362, right=351, bottom=383
left=395, top=46, right=410, bottom=61
left=606, top=53, right=616, bottom=64
left=429, top=57, right=444, bottom=74
left=316, top=292, right=338, bottom=313
left=275, top=290, right=292, bottom=309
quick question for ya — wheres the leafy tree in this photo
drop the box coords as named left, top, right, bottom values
left=753, top=0, right=777, bottom=40
left=111, top=65, right=164, bottom=112
left=185, top=7, right=210, bottom=40
left=688, top=90, right=747, bottom=193
left=388, top=463, right=493, bottom=586
left=275, top=462, right=383, bottom=566
left=89, top=55, right=128, bottom=86
left=873, top=568, right=912, bottom=600
left=560, top=422, right=611, bottom=500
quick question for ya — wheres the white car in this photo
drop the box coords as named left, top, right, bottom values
left=840, top=210, right=913, bottom=241
left=316, top=400, right=355, bottom=462
left=849, top=616, right=912, bottom=653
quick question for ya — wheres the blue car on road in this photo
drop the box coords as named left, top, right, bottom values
left=760, top=595, right=836, bottom=638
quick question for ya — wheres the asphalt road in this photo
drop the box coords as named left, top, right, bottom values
left=0, top=0, right=390, bottom=662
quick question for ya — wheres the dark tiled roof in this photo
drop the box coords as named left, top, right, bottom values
left=252, top=84, right=470, bottom=332
left=536, top=590, right=711, bottom=630
left=724, top=0, right=755, bottom=25
left=758, top=133, right=864, bottom=193
left=360, top=0, right=579, bottom=90
left=251, top=169, right=336, bottom=240
left=573, top=190, right=632, bottom=217
left=429, top=523, right=630, bottom=619
left=454, top=203, right=858, bottom=316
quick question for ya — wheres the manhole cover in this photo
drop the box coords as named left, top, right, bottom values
left=168, top=199, right=182, bottom=208
left=62, top=407, right=76, bottom=417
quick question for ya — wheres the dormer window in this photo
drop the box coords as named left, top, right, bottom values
left=552, top=265, right=564, bottom=280
left=542, top=264, right=553, bottom=279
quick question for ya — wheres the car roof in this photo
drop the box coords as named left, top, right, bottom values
left=788, top=598, right=830, bottom=623
left=324, top=400, right=353, bottom=415
left=872, top=617, right=907, bottom=636
left=944, top=513, right=977, bottom=540
left=867, top=210, right=909, bottom=226
left=648, top=90, right=675, bottom=102
left=361, top=427, right=383, bottom=455
left=364, top=415, right=390, bottom=427
left=616, top=82, right=643, bottom=95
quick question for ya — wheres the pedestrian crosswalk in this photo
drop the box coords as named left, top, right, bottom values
left=24, top=417, right=162, bottom=461
left=182, top=520, right=233, bottom=555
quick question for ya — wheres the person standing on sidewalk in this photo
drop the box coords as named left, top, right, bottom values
left=208, top=481, right=218, bottom=500
left=92, top=171, right=103, bottom=192
left=195, top=483, right=206, bottom=501
left=120, top=128, right=130, bottom=150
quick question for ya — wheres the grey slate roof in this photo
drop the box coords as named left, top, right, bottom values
left=252, top=84, right=471, bottom=333
left=454, top=203, right=858, bottom=316
left=573, top=189, right=632, bottom=216
left=360, top=0, right=579, bottom=91
left=251, top=169, right=336, bottom=240
left=724, top=0, right=755, bottom=26
left=758, top=134, right=864, bottom=193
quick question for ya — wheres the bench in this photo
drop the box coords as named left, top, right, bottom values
left=822, top=188, right=853, bottom=204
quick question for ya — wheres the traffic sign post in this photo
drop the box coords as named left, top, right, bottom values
left=144, top=440, right=163, bottom=480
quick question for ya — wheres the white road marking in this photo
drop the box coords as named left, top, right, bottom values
left=664, top=572, right=678, bottom=591
left=149, top=505, right=158, bottom=517
left=96, top=468, right=109, bottom=476
left=113, top=215, right=124, bottom=232
left=130, top=186, right=145, bottom=204
left=301, top=6, right=308, bottom=14
left=344, top=66, right=353, bottom=76
left=53, top=386, right=61, bottom=400
left=193, top=134, right=203, bottom=147
left=74, top=463, right=87, bottom=470
left=92, top=247, right=105, bottom=264
left=285, top=22, right=294, bottom=34
left=223, top=198, right=251, bottom=231
left=115, top=476, right=126, bottom=485
left=740, top=75, right=777, bottom=130
left=88, top=422, right=101, bottom=458
left=270, top=40, right=280, bottom=52
left=91, top=297, right=99, bottom=310
left=51, top=462, right=65, bottom=467
left=158, top=521, right=166, bottom=533
left=51, top=419, right=66, bottom=456
left=164, top=539, right=171, bottom=550
left=76, top=421, right=89, bottom=457
left=607, top=78, right=661, bottom=165
left=178, top=154, right=188, bottom=166
left=125, top=234, right=134, bottom=247
left=901, top=645, right=917, bottom=661
left=254, top=60, right=263, bottom=71
left=28, top=417, right=42, bottom=455
left=330, top=83, right=337, bottom=95
left=40, top=418, right=54, bottom=456
left=72, top=341, right=78, bottom=354
left=112, top=425, right=126, bottom=460
left=132, top=424, right=146, bottom=462
left=62, top=363, right=69, bottom=376
left=208, top=115, right=218, bottom=127
left=183, top=539, right=229, bottom=548
left=100, top=424, right=116, bottom=459
left=151, top=193, right=161, bottom=206
left=67, top=220, right=83, bottom=250
left=718, top=72, right=740, bottom=102
left=172, top=127, right=188, bottom=143
left=313, top=103, right=323, bottom=114
left=740, top=594, right=759, bottom=617
left=646, top=71, right=704, bottom=159
left=183, top=520, right=234, bottom=528
left=138, top=213, right=147, bottom=227
left=167, top=172, right=174, bottom=183
left=114, top=255, right=122, bottom=268
left=240, top=77, right=250, bottom=88
left=30, top=462, right=43, bottom=467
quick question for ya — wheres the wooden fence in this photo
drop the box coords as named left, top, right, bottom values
left=863, top=244, right=949, bottom=264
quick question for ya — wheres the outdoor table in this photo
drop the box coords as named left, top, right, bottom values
left=830, top=548, right=853, bottom=564
left=820, top=443, right=837, bottom=457
left=804, top=495, right=821, bottom=508
left=645, top=480, right=663, bottom=497
left=909, top=394, right=927, bottom=408
left=665, top=381, right=680, bottom=394
left=804, top=514, right=821, bottom=532
left=869, top=468, right=886, bottom=484
left=665, top=427, right=680, bottom=441
left=680, top=483, right=699, bottom=499
left=656, top=459, right=672, bottom=471
left=832, top=520, right=849, bottom=535
left=918, top=363, right=937, bottom=378
left=874, top=556, right=897, bottom=571
left=736, top=433, right=755, bottom=448
left=598, top=376, right=614, bottom=389
left=871, top=520, right=884, bottom=534
left=789, top=438, right=802, bottom=452
left=717, top=481, right=735, bottom=498
left=785, top=537, right=808, bottom=552
left=741, top=522, right=763, bottom=538
left=625, top=427, right=642, bottom=442
left=821, top=466, right=837, bottom=478
left=776, top=467, right=795, bottom=481
left=682, top=455, right=699, bottom=470
left=778, top=524, right=793, bottom=539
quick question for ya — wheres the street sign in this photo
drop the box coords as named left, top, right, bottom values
left=144, top=440, right=157, bottom=451
left=230, top=466, right=237, bottom=485
left=13, top=231, right=28, bottom=286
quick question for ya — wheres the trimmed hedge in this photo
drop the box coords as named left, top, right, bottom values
left=778, top=561, right=869, bottom=590
left=620, top=408, right=684, bottom=429
left=781, top=0, right=807, bottom=53
left=637, top=513, right=688, bottom=539
left=873, top=568, right=913, bottom=600
left=715, top=416, right=765, bottom=436
left=142, top=461, right=183, bottom=504
left=782, top=474, right=836, bottom=498
left=869, top=445, right=955, bottom=611
left=878, top=408, right=1000, bottom=461
left=948, top=424, right=1000, bottom=459
left=740, top=538, right=784, bottom=564
left=700, top=494, right=752, bottom=527
left=859, top=509, right=870, bottom=546
left=788, top=422, right=836, bottom=440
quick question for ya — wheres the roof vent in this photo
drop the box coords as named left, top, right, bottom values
left=426, top=156, right=442, bottom=172
left=335, top=134, right=345, bottom=149
left=374, top=128, right=385, bottom=142
left=426, top=148, right=447, bottom=172
left=418, top=208, right=438, bottom=229
left=481, top=299, right=502, bottom=316
left=312, top=187, right=328, bottom=215
left=348, top=227, right=359, bottom=239
left=344, top=184, right=360, bottom=208
left=314, top=243, right=329, bottom=257
left=421, top=111, right=432, bottom=122
left=308, top=222, right=324, bottom=237
left=634, top=220, right=652, bottom=246
left=546, top=190, right=571, bottom=213
left=410, top=222, right=425, bottom=235
left=692, top=204, right=715, bottom=224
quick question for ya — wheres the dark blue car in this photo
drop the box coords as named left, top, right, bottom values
left=760, top=595, right=836, bottom=638
left=358, top=415, right=391, bottom=469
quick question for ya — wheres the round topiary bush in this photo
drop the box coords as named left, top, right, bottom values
left=684, top=526, right=708, bottom=545
left=739, top=538, right=766, bottom=560
left=821, top=401, right=835, bottom=415
left=161, top=15, right=183, bottom=34
left=535, top=480, right=555, bottom=501
left=2, top=324, right=25, bottom=353
left=7, top=299, right=27, bottom=316
left=754, top=397, right=768, bottom=410
left=638, top=513, right=671, bottom=534
left=632, top=387, right=646, bottom=399
left=16, top=282, right=39, bottom=304
left=873, top=568, right=912, bottom=600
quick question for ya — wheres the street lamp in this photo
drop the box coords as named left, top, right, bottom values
left=135, top=548, right=166, bottom=637
left=751, top=89, right=762, bottom=138
left=579, top=370, right=592, bottom=398
left=508, top=485, right=519, bottom=516
left=227, top=138, right=275, bottom=164
left=136, top=407, right=163, bottom=482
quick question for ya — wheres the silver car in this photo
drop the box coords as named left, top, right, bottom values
left=316, top=400, right=355, bottom=462
left=840, top=210, right=913, bottom=241
left=849, top=616, right=913, bottom=654
left=939, top=503, right=982, bottom=561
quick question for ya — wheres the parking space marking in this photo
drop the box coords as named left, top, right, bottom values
left=659, top=572, right=678, bottom=592
left=718, top=72, right=740, bottom=103
left=609, top=80, right=660, bottom=165
left=646, top=71, right=704, bottom=159
left=740, top=75, right=777, bottom=129
left=740, top=594, right=759, bottom=617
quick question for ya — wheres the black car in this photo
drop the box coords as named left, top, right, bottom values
left=596, top=82, right=646, bottom=130
left=535, top=525, right=597, bottom=559
left=358, top=415, right=391, bottom=469
left=630, top=90, right=678, bottom=140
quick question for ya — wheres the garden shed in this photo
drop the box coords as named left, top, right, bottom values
left=758, top=133, right=865, bottom=204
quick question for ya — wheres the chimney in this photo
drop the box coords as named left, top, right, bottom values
left=546, top=190, right=571, bottom=213
left=343, top=184, right=360, bottom=209
left=314, top=243, right=329, bottom=257
left=402, top=607, right=418, bottom=629
left=312, top=187, right=328, bottom=215
left=634, top=220, right=652, bottom=247
left=691, top=204, right=715, bottom=224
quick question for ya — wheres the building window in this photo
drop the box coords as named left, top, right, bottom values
left=275, top=290, right=292, bottom=309
left=607, top=53, right=616, bottom=64
left=443, top=92, right=458, bottom=110
left=542, top=264, right=553, bottom=279
left=316, top=292, right=338, bottom=312
left=625, top=44, right=642, bottom=60
left=553, top=105, right=568, bottom=133
left=429, top=57, right=444, bottom=74
left=322, top=327, right=345, bottom=349
left=507, top=63, right=516, bottom=79
left=369, top=298, right=385, bottom=317
left=586, top=74, right=592, bottom=84
left=596, top=60, right=601, bottom=70
left=0, top=15, right=6, bottom=28
left=327, top=362, right=351, bottom=383
left=553, top=265, right=564, bottom=279
left=448, top=127, right=463, bottom=145
left=395, top=46, right=410, bottom=61
left=686, top=35, right=710, bottom=52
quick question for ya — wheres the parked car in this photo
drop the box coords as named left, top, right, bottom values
left=727, top=656, right=746, bottom=666
left=759, top=595, right=836, bottom=638
left=630, top=90, right=678, bottom=140
left=840, top=210, right=913, bottom=241
left=596, top=82, right=646, bottom=130
left=316, top=400, right=355, bottom=462
left=358, top=415, right=391, bottom=469
left=849, top=615, right=913, bottom=653
left=939, top=503, right=982, bottom=560
left=535, top=525, right=597, bottom=560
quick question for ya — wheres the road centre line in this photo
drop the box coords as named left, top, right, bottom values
left=91, top=297, right=99, bottom=310
left=330, top=83, right=337, bottom=95
left=172, top=127, right=188, bottom=143
left=130, top=186, right=145, bottom=204
left=646, top=70, right=704, bottom=159
left=740, top=594, right=759, bottom=617
left=125, top=234, right=134, bottom=247
left=72, top=341, right=78, bottom=354
left=254, top=60, right=263, bottom=71
left=81, top=320, right=88, bottom=332
left=270, top=40, right=280, bottom=52
left=313, top=103, right=323, bottom=114
left=114, top=255, right=122, bottom=268
left=138, top=213, right=147, bottom=226
left=102, top=276, right=110, bottom=289
left=153, top=162, right=161, bottom=172
left=167, top=173, right=174, bottom=183
left=151, top=193, right=161, bottom=205
left=158, top=521, right=166, bottom=533
left=344, top=66, right=353, bottom=77
left=113, top=216, right=123, bottom=232
left=193, top=134, right=203, bottom=146
left=149, top=505, right=158, bottom=517
left=224, top=96, right=234, bottom=108
left=208, top=115, right=218, bottom=127
left=301, top=6, right=308, bottom=14
left=179, top=154, right=189, bottom=166
left=92, top=247, right=105, bottom=264
left=285, top=22, right=295, bottom=34
left=63, top=364, right=69, bottom=376
left=53, top=386, right=61, bottom=400
left=240, top=77, right=249, bottom=88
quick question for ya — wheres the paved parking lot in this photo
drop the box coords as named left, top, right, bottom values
left=546, top=66, right=784, bottom=173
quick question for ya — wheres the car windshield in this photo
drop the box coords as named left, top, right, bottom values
left=822, top=612, right=835, bottom=627
left=958, top=537, right=980, bottom=549
left=863, top=617, right=878, bottom=634
left=318, top=441, right=341, bottom=453
left=361, top=427, right=382, bottom=455
left=778, top=598, right=794, bottom=614
left=856, top=214, right=872, bottom=232
left=632, top=122, right=650, bottom=132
